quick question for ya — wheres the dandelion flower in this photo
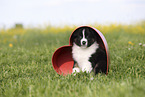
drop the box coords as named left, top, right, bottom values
left=9, top=43, right=13, bottom=47
left=128, top=41, right=134, bottom=45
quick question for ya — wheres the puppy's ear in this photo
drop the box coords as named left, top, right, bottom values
left=71, top=31, right=77, bottom=42
left=90, top=28, right=97, bottom=37
left=88, top=28, right=95, bottom=35
left=71, top=28, right=81, bottom=42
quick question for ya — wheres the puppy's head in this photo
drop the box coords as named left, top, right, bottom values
left=72, top=28, right=96, bottom=48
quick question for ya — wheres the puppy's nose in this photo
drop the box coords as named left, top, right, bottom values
left=82, top=41, right=86, bottom=45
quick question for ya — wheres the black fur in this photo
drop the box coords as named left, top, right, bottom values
left=89, top=48, right=107, bottom=74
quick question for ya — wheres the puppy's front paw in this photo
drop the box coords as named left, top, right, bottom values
left=82, top=67, right=92, bottom=73
left=72, top=67, right=80, bottom=76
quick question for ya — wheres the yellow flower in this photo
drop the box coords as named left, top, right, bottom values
left=9, top=43, right=13, bottom=47
left=128, top=41, right=134, bottom=45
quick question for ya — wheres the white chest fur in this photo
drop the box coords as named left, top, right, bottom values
left=72, top=42, right=99, bottom=72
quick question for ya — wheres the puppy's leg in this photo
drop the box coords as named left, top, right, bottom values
left=72, top=62, right=80, bottom=75
left=94, top=64, right=100, bottom=74
left=94, top=60, right=107, bottom=74
left=82, top=61, right=93, bottom=73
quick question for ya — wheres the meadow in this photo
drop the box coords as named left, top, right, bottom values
left=0, top=22, right=145, bottom=97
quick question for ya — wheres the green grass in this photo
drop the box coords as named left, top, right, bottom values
left=0, top=27, right=145, bottom=97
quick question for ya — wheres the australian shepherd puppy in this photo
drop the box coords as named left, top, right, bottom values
left=71, top=27, right=107, bottom=75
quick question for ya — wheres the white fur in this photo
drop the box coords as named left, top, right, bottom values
left=72, top=67, right=80, bottom=76
left=81, top=29, right=87, bottom=46
left=73, top=67, right=80, bottom=73
left=72, top=42, right=99, bottom=73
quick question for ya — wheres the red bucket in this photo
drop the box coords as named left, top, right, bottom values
left=52, top=45, right=74, bottom=75
left=52, top=26, right=110, bottom=75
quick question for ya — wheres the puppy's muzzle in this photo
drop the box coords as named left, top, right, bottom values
left=81, top=39, right=87, bottom=46
left=82, top=41, right=86, bottom=45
